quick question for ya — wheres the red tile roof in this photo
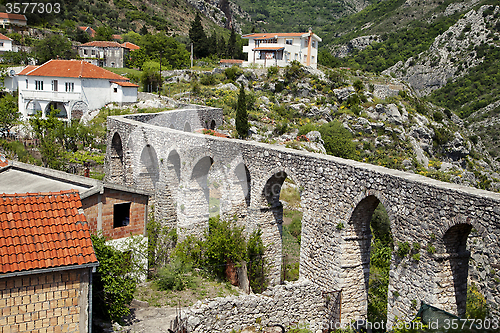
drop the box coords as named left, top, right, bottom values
left=25, top=60, right=130, bottom=81
left=18, top=65, right=38, bottom=75
left=122, top=42, right=140, bottom=50
left=243, top=33, right=306, bottom=38
left=78, top=26, right=96, bottom=37
left=220, top=59, right=243, bottom=64
left=0, top=33, right=11, bottom=41
left=0, top=190, right=98, bottom=274
left=80, top=41, right=125, bottom=48
left=252, top=46, right=285, bottom=51
left=111, top=80, right=139, bottom=87
left=0, top=13, right=27, bottom=21
left=112, top=34, right=122, bottom=40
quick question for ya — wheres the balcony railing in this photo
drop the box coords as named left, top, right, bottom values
left=21, top=90, right=82, bottom=102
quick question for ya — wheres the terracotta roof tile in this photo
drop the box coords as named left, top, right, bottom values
left=0, top=33, right=11, bottom=41
left=80, top=41, right=125, bottom=48
left=0, top=153, right=8, bottom=167
left=0, top=13, right=27, bottom=21
left=25, top=60, right=130, bottom=81
left=0, top=191, right=98, bottom=274
left=121, top=42, right=140, bottom=50
left=111, top=80, right=139, bottom=87
left=219, top=59, right=244, bottom=64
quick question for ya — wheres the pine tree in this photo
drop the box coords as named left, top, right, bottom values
left=208, top=31, right=217, bottom=57
left=235, top=84, right=249, bottom=138
left=218, top=36, right=226, bottom=58
left=189, top=13, right=209, bottom=58
left=227, top=28, right=236, bottom=59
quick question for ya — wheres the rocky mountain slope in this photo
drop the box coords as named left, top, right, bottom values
left=138, top=63, right=500, bottom=193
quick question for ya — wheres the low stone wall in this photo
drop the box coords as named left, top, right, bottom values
left=185, top=279, right=328, bottom=333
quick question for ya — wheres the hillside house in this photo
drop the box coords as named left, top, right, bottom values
left=77, top=26, right=95, bottom=38
left=17, top=59, right=138, bottom=120
left=77, top=41, right=128, bottom=68
left=0, top=190, right=98, bottom=333
left=242, top=29, right=322, bottom=68
left=0, top=13, right=27, bottom=29
left=0, top=33, right=12, bottom=53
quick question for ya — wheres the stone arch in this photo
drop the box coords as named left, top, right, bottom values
left=45, top=101, right=68, bottom=118
left=233, top=162, right=251, bottom=208
left=184, top=121, right=192, bottom=132
left=259, top=169, right=303, bottom=285
left=341, top=193, right=394, bottom=323
left=210, top=119, right=216, bottom=130
left=109, top=132, right=125, bottom=184
left=435, top=223, right=474, bottom=317
left=137, top=144, right=160, bottom=191
left=169, top=123, right=176, bottom=129
left=71, top=101, right=88, bottom=120
left=155, top=149, right=182, bottom=230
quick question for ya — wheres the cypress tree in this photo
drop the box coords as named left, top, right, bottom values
left=227, top=28, right=236, bottom=59
left=189, top=13, right=209, bottom=58
left=235, top=84, right=249, bottom=138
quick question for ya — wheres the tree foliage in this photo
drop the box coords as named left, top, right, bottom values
left=235, top=84, right=249, bottom=138
left=34, top=34, right=74, bottom=64
left=91, top=233, right=136, bottom=323
left=189, top=13, right=209, bottom=59
left=0, top=94, right=20, bottom=132
left=128, top=33, right=190, bottom=70
left=318, top=121, right=356, bottom=159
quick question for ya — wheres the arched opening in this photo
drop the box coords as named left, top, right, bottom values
left=169, top=123, right=176, bottom=129
left=210, top=119, right=216, bottom=130
left=109, top=132, right=124, bottom=183
left=138, top=144, right=159, bottom=190
left=26, top=100, right=42, bottom=116
left=188, top=156, right=214, bottom=225
left=184, top=122, right=192, bottom=132
left=435, top=223, right=473, bottom=318
left=45, top=101, right=68, bottom=119
left=155, top=150, right=181, bottom=230
left=342, top=195, right=393, bottom=329
left=233, top=163, right=251, bottom=209
left=261, top=171, right=303, bottom=285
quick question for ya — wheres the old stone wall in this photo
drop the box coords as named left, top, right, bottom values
left=105, top=107, right=500, bottom=327
left=0, top=269, right=91, bottom=333
left=185, top=279, right=328, bottom=333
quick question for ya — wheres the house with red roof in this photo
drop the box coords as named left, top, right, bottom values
left=121, top=41, right=140, bottom=51
left=0, top=33, right=12, bottom=53
left=77, top=26, right=96, bottom=38
left=242, top=29, right=322, bottom=68
left=0, top=190, right=98, bottom=332
left=17, top=59, right=138, bottom=120
left=0, top=13, right=27, bottom=29
left=77, top=41, right=129, bottom=68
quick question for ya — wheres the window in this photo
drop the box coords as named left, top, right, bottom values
left=51, top=80, right=58, bottom=91
left=65, top=82, right=74, bottom=92
left=91, top=49, right=95, bottom=56
left=0, top=42, right=3, bottom=47
left=35, top=80, right=43, bottom=90
left=294, top=53, right=298, bottom=60
left=113, top=202, right=131, bottom=228
left=312, top=56, right=315, bottom=63
left=312, top=41, right=316, bottom=48
left=113, top=87, right=118, bottom=93
left=286, top=39, right=293, bottom=45
left=25, top=79, right=28, bottom=89
left=83, top=49, right=88, bottom=55
left=303, top=39, right=308, bottom=48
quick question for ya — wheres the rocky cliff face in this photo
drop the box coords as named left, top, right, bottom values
left=332, top=35, right=381, bottom=58
left=383, top=5, right=500, bottom=96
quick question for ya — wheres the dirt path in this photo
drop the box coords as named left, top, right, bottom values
left=113, top=302, right=185, bottom=333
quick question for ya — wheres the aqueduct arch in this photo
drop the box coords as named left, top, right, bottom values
left=106, top=107, right=500, bottom=326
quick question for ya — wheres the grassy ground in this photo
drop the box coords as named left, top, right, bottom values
left=134, top=275, right=241, bottom=308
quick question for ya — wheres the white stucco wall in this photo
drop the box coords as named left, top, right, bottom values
left=0, top=39, right=12, bottom=52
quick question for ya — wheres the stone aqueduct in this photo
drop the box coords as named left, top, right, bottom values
left=105, top=106, right=500, bottom=326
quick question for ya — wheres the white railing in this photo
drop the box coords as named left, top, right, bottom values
left=21, top=90, right=82, bottom=102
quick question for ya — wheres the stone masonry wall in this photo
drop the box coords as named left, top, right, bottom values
left=106, top=108, right=500, bottom=327
left=185, top=279, right=328, bottom=333
left=0, top=268, right=90, bottom=333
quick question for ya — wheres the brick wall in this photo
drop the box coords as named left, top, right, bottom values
left=0, top=268, right=90, bottom=333
left=82, top=189, right=147, bottom=240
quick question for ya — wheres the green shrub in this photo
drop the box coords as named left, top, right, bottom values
left=247, top=229, right=266, bottom=293
left=412, top=242, right=421, bottom=252
left=225, top=66, right=243, bottom=82
left=397, top=241, right=410, bottom=258
left=157, top=259, right=195, bottom=291
left=289, top=216, right=302, bottom=238
left=319, top=121, right=356, bottom=159
left=298, top=123, right=317, bottom=136
left=267, top=66, right=279, bottom=78
left=426, top=244, right=436, bottom=254
left=466, top=283, right=488, bottom=319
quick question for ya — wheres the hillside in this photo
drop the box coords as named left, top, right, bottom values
left=0, top=0, right=230, bottom=37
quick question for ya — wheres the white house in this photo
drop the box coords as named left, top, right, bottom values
left=0, top=33, right=12, bottom=53
left=17, top=59, right=138, bottom=120
left=0, top=13, right=27, bottom=29
left=242, top=29, right=322, bottom=68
